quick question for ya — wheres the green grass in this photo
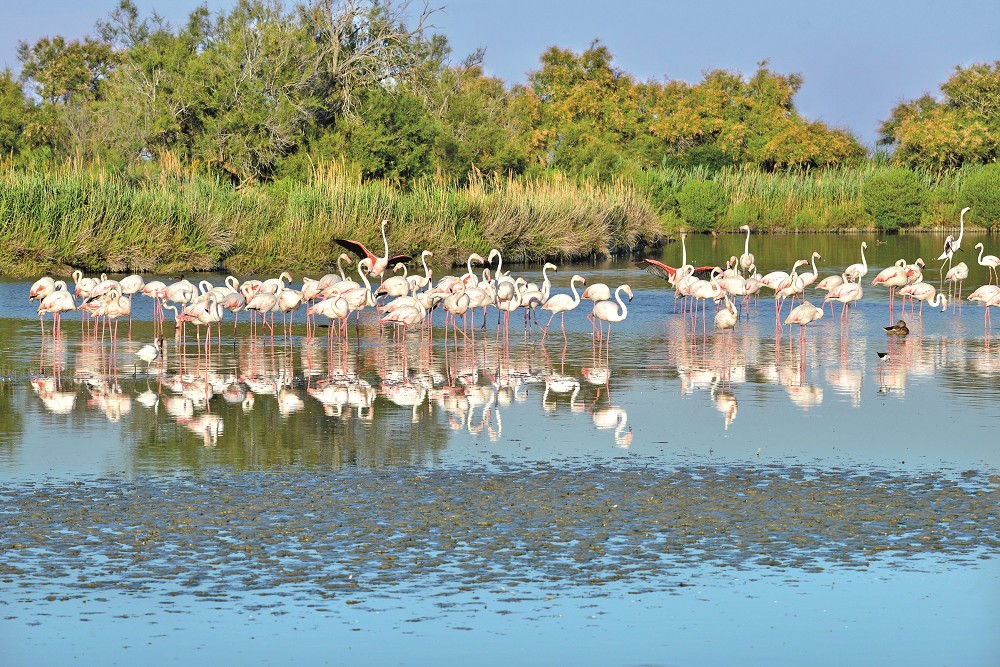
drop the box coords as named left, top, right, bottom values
left=0, top=160, right=979, bottom=277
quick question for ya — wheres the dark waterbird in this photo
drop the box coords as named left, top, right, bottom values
left=884, top=319, right=909, bottom=336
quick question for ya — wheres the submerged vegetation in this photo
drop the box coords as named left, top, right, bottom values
left=0, top=0, right=997, bottom=275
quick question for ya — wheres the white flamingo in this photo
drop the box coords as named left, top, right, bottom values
left=975, top=242, right=1000, bottom=284
left=844, top=241, right=869, bottom=283
left=738, top=225, right=755, bottom=275
left=541, top=274, right=585, bottom=340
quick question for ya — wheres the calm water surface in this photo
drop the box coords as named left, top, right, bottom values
left=1, top=233, right=998, bottom=665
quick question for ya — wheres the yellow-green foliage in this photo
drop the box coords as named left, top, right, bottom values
left=0, top=163, right=662, bottom=276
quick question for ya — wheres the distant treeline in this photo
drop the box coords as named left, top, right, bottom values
left=0, top=0, right=998, bottom=275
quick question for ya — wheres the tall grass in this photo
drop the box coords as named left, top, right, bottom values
left=0, top=162, right=663, bottom=276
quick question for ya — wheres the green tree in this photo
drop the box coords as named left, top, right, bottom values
left=525, top=41, right=637, bottom=173
left=325, top=86, right=437, bottom=183
left=428, top=60, right=529, bottom=181
left=961, top=163, right=1000, bottom=230
left=879, top=61, right=1000, bottom=170
left=644, top=63, right=864, bottom=170
left=862, top=168, right=925, bottom=231
left=677, top=179, right=727, bottom=231
left=0, top=70, right=29, bottom=155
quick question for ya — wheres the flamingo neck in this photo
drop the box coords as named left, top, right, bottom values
left=614, top=286, right=629, bottom=321
left=570, top=276, right=582, bottom=305
left=380, top=223, right=389, bottom=260
left=744, top=228, right=750, bottom=256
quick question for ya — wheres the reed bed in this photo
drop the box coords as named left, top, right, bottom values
left=0, top=160, right=974, bottom=277
left=0, top=164, right=662, bottom=276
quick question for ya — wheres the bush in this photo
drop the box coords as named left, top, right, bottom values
left=861, top=168, right=925, bottom=231
left=960, top=163, right=1000, bottom=230
left=677, top=179, right=727, bottom=231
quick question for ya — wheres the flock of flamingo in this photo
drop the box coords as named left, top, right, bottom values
left=26, top=209, right=1000, bottom=362
left=641, top=207, right=1000, bottom=340
left=27, top=219, right=633, bottom=360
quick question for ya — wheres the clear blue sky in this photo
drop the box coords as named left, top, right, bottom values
left=3, top=0, right=998, bottom=147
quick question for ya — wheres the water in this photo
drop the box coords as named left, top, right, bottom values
left=1, top=233, right=998, bottom=665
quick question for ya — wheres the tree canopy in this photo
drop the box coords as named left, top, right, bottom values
left=10, top=0, right=993, bottom=188
left=878, top=61, right=1000, bottom=171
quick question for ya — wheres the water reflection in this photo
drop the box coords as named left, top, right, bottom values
left=11, top=303, right=1000, bottom=464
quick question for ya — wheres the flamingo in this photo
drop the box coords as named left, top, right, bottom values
left=245, top=291, right=280, bottom=336
left=375, top=263, right=412, bottom=301
left=773, top=259, right=809, bottom=324
left=970, top=285, right=1000, bottom=328
left=738, top=225, right=755, bottom=275
left=714, top=293, right=738, bottom=333
left=37, top=280, right=76, bottom=337
left=937, top=207, right=969, bottom=275
left=945, top=262, right=969, bottom=300
left=441, top=284, right=472, bottom=341
left=686, top=269, right=724, bottom=329
left=592, top=284, right=633, bottom=345
left=899, top=282, right=947, bottom=321
left=260, top=271, right=292, bottom=295
left=815, top=274, right=846, bottom=313
left=783, top=301, right=824, bottom=345
left=29, top=276, right=56, bottom=302
left=541, top=274, right=585, bottom=340
left=823, top=282, right=863, bottom=323
left=407, top=250, right=434, bottom=292
left=309, top=294, right=351, bottom=343
left=844, top=241, right=869, bottom=283
left=975, top=243, right=1000, bottom=284
left=519, top=263, right=557, bottom=328
left=797, top=251, right=823, bottom=289
left=951, top=206, right=970, bottom=255
left=334, top=219, right=411, bottom=279
left=871, top=259, right=909, bottom=319
left=103, top=288, right=132, bottom=354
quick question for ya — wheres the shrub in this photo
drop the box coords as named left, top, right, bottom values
left=861, top=168, right=925, bottom=231
left=960, top=162, right=1000, bottom=230
left=677, top=179, right=727, bottom=231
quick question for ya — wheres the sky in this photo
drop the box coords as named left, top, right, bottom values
left=2, top=0, right=998, bottom=147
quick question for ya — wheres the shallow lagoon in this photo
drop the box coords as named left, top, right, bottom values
left=1, top=233, right=998, bottom=665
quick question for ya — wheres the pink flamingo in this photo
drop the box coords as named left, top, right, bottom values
left=871, top=259, right=909, bottom=320
left=29, top=276, right=56, bottom=302
left=967, top=284, right=1000, bottom=328
left=945, top=262, right=969, bottom=301
left=898, top=282, right=947, bottom=321
left=37, top=281, right=76, bottom=337
left=823, top=282, right=863, bottom=327
left=335, top=219, right=411, bottom=279
left=784, top=300, right=824, bottom=346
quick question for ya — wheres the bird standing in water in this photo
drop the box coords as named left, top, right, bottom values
left=884, top=319, right=909, bottom=336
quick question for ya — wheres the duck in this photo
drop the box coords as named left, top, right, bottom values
left=883, top=319, right=909, bottom=336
